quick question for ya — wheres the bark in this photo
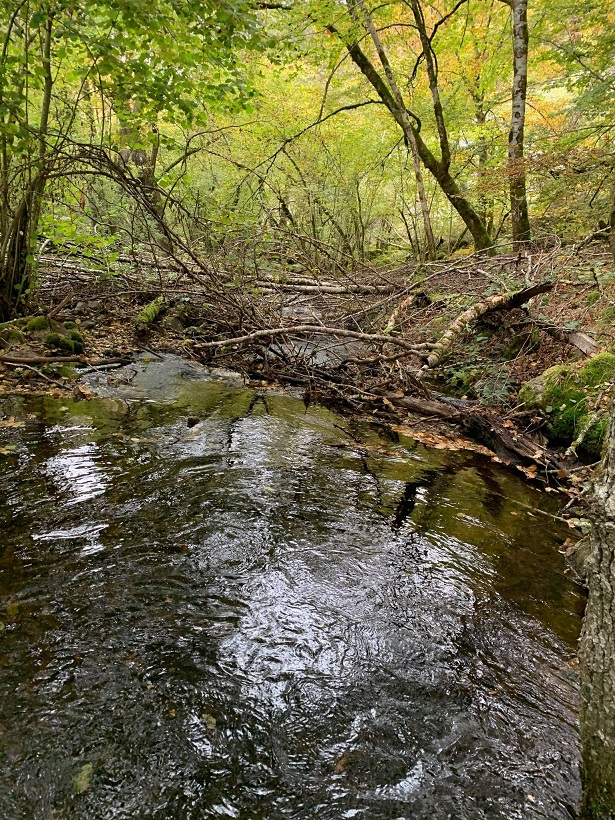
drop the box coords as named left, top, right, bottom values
left=332, top=10, right=493, bottom=251
left=422, top=280, right=552, bottom=369
left=385, top=391, right=561, bottom=468
left=609, top=174, right=615, bottom=268
left=0, top=176, right=46, bottom=321
left=475, top=101, right=494, bottom=233
left=0, top=16, right=53, bottom=320
left=197, top=323, right=425, bottom=353
left=508, top=0, right=531, bottom=244
left=532, top=319, right=600, bottom=357
left=355, top=0, right=436, bottom=259
left=578, top=402, right=615, bottom=818
left=408, top=127, right=437, bottom=260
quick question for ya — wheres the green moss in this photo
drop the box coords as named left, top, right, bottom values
left=580, top=416, right=608, bottom=460
left=519, top=354, right=615, bottom=454
left=45, top=332, right=64, bottom=348
left=586, top=290, right=600, bottom=306
left=26, top=316, right=50, bottom=331
left=517, top=380, right=541, bottom=408
left=578, top=352, right=615, bottom=387
left=70, top=330, right=83, bottom=344
left=45, top=333, right=83, bottom=354
left=602, top=305, right=615, bottom=323
left=0, top=327, right=26, bottom=348
left=540, top=367, right=586, bottom=442
left=135, top=297, right=165, bottom=326
left=62, top=321, right=78, bottom=330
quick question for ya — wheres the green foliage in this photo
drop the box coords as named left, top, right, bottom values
left=136, top=297, right=166, bottom=326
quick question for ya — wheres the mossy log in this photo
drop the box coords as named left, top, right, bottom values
left=135, top=297, right=166, bottom=327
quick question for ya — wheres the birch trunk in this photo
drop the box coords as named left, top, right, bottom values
left=508, top=0, right=531, bottom=244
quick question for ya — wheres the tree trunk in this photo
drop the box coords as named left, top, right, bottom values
left=578, top=401, right=615, bottom=818
left=407, top=125, right=437, bottom=260
left=508, top=0, right=531, bottom=244
left=609, top=173, right=615, bottom=268
left=354, top=0, right=436, bottom=259
left=336, top=27, right=493, bottom=251
left=0, top=177, right=46, bottom=321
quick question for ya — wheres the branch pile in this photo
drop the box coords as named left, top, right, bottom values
left=35, top=232, right=603, bottom=475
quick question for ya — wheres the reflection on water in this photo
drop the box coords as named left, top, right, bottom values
left=0, top=379, right=583, bottom=819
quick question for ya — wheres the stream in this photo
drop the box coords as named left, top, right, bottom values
left=0, top=356, right=584, bottom=818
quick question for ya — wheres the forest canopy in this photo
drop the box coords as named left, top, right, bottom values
left=0, top=0, right=614, bottom=320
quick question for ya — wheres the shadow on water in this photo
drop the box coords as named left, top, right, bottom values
left=0, top=364, right=584, bottom=819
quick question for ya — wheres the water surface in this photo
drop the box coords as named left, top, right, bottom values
left=0, top=365, right=583, bottom=819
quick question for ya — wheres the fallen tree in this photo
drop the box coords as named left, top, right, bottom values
left=383, top=391, right=562, bottom=470
left=422, top=281, right=554, bottom=371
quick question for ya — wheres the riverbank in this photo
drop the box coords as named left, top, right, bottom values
left=1, top=242, right=612, bottom=506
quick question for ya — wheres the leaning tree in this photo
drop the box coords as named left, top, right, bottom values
left=0, top=0, right=262, bottom=321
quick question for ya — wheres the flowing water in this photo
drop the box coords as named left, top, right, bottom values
left=0, top=358, right=584, bottom=819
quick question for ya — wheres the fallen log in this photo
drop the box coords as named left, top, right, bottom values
left=423, top=281, right=553, bottom=370
left=0, top=354, right=131, bottom=366
left=254, top=281, right=395, bottom=295
left=384, top=391, right=562, bottom=470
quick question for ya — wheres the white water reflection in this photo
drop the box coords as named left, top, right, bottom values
left=44, top=442, right=107, bottom=505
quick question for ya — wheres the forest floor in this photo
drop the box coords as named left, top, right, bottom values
left=1, top=238, right=613, bottom=506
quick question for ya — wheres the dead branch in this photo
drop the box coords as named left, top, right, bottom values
left=0, top=354, right=131, bottom=365
left=423, top=281, right=553, bottom=370
left=532, top=318, right=600, bottom=357
left=384, top=391, right=562, bottom=470
left=10, top=362, right=73, bottom=390
left=254, top=281, right=395, bottom=295
left=383, top=293, right=417, bottom=333
left=197, top=324, right=425, bottom=354
left=47, top=291, right=74, bottom=319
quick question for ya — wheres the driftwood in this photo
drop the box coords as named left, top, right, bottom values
left=385, top=391, right=562, bottom=470
left=0, top=354, right=130, bottom=366
left=423, top=281, right=554, bottom=370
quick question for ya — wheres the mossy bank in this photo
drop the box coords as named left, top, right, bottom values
left=519, top=352, right=615, bottom=460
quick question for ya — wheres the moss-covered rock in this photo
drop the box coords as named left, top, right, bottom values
left=518, top=352, right=615, bottom=459
left=26, top=316, right=51, bottom=332
left=0, top=327, right=26, bottom=348
left=45, top=332, right=83, bottom=355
